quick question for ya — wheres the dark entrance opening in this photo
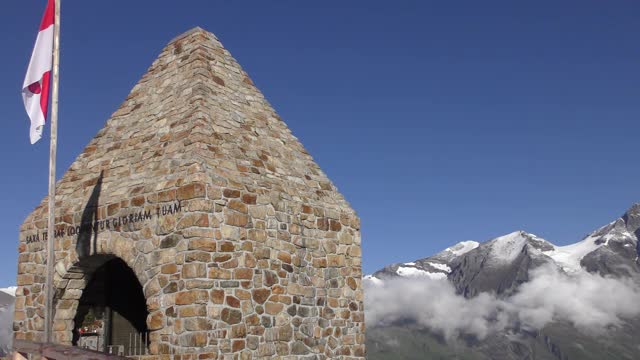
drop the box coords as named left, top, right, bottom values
left=71, top=257, right=149, bottom=356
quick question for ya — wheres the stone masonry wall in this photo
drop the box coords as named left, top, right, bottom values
left=15, top=28, right=365, bottom=359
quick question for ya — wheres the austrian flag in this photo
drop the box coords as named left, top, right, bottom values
left=22, top=0, right=55, bottom=144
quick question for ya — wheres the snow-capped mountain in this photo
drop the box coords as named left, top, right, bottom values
left=370, top=240, right=479, bottom=281
left=368, top=204, right=640, bottom=288
left=366, top=204, right=640, bottom=360
left=449, top=230, right=556, bottom=296
left=559, top=204, right=640, bottom=277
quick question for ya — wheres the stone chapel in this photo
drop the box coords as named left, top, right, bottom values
left=14, top=27, right=365, bottom=359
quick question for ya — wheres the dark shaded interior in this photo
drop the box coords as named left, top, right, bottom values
left=71, top=257, right=148, bottom=355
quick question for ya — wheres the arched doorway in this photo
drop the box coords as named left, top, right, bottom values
left=70, top=256, right=149, bottom=356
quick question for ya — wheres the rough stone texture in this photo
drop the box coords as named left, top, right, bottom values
left=14, top=27, right=365, bottom=359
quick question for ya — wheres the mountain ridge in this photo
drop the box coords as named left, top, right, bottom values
left=368, top=203, right=640, bottom=285
left=366, top=203, right=640, bottom=360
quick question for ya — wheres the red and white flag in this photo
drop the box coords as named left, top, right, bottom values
left=22, top=0, right=55, bottom=144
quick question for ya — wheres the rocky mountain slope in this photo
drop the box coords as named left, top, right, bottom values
left=0, top=287, right=16, bottom=357
left=366, top=204, right=640, bottom=360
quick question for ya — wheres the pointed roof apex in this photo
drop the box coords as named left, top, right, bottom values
left=168, top=26, right=218, bottom=45
left=20, top=26, right=356, bottom=231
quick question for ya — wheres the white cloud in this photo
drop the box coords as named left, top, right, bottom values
left=364, top=265, right=640, bottom=341
left=365, top=276, right=507, bottom=340
left=508, top=265, right=640, bottom=333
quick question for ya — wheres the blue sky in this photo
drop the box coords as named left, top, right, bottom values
left=0, top=0, right=639, bottom=286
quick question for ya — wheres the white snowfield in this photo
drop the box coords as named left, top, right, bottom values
left=0, top=287, right=17, bottom=297
left=444, top=240, right=479, bottom=257
left=543, top=235, right=602, bottom=272
left=542, top=219, right=636, bottom=273
left=487, top=231, right=529, bottom=264
left=395, top=266, right=447, bottom=280
left=427, top=262, right=452, bottom=273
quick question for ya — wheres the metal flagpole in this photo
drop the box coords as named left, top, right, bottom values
left=44, top=0, right=61, bottom=344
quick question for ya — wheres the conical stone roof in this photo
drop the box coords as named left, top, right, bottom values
left=31, top=27, right=352, bottom=215
left=15, top=28, right=364, bottom=358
